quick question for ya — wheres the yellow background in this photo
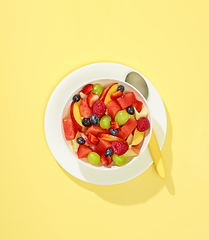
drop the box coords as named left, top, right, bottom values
left=1, top=0, right=209, bottom=239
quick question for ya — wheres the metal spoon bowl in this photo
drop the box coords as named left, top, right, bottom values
left=125, top=72, right=149, bottom=100
left=125, top=71, right=166, bottom=179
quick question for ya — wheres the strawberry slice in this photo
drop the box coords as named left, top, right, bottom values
left=88, top=133, right=99, bottom=145
left=110, top=90, right=123, bottom=100
left=110, top=121, right=119, bottom=129
left=87, top=93, right=99, bottom=108
left=81, top=84, right=93, bottom=95
left=133, top=100, right=143, bottom=113
left=100, top=154, right=113, bottom=166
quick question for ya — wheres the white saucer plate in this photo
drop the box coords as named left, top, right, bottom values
left=44, top=63, right=167, bottom=185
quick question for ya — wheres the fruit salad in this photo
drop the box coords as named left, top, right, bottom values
left=62, top=82, right=151, bottom=167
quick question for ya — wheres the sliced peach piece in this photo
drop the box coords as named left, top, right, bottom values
left=124, top=148, right=138, bottom=158
left=104, top=83, right=118, bottom=105
left=126, top=133, right=133, bottom=145
left=134, top=106, right=148, bottom=120
left=131, top=128, right=144, bottom=146
left=70, top=102, right=82, bottom=131
left=130, top=146, right=140, bottom=155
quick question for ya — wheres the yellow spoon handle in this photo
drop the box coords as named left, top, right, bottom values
left=148, top=130, right=166, bottom=179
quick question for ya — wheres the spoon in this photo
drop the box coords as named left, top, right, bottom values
left=125, top=72, right=166, bottom=179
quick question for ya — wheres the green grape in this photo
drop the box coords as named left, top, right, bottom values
left=87, top=152, right=100, bottom=165
left=114, top=110, right=129, bottom=125
left=91, top=84, right=103, bottom=97
left=112, top=154, right=126, bottom=166
left=100, top=115, right=111, bottom=129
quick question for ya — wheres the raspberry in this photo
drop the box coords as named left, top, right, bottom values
left=137, top=117, right=150, bottom=132
left=92, top=100, right=106, bottom=117
left=111, top=141, right=129, bottom=156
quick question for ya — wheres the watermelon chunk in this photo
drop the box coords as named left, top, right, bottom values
left=97, top=138, right=112, bottom=153
left=62, top=118, right=78, bottom=140
left=85, top=125, right=106, bottom=136
left=116, top=92, right=136, bottom=109
left=117, top=118, right=138, bottom=140
left=106, top=100, right=121, bottom=119
left=77, top=145, right=92, bottom=159
left=79, top=98, right=93, bottom=118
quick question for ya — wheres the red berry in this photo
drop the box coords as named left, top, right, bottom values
left=81, top=84, right=93, bottom=95
left=92, top=100, right=106, bottom=117
left=110, top=90, right=123, bottom=100
left=100, top=154, right=113, bottom=166
left=137, top=117, right=150, bottom=132
left=111, top=141, right=129, bottom=156
left=87, top=93, right=99, bottom=108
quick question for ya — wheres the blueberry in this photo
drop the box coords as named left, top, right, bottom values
left=90, top=114, right=100, bottom=126
left=72, top=94, right=80, bottom=102
left=126, top=106, right=135, bottom=115
left=105, top=148, right=113, bottom=157
left=77, top=137, right=85, bottom=145
left=109, top=128, right=118, bottom=136
left=117, top=85, right=125, bottom=92
left=82, top=118, right=91, bottom=127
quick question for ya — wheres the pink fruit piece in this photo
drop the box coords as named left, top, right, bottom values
left=137, top=117, right=150, bottom=132
left=111, top=141, right=129, bottom=156
left=92, top=100, right=106, bottom=117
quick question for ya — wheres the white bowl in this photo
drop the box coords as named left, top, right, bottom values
left=61, top=78, right=152, bottom=170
